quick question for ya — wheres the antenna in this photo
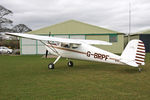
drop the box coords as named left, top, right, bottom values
left=128, top=1, right=131, bottom=42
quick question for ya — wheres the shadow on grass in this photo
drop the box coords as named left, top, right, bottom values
left=56, top=60, right=141, bottom=74
left=120, top=68, right=140, bottom=74
left=32, top=57, right=149, bottom=74
left=117, top=66, right=147, bottom=74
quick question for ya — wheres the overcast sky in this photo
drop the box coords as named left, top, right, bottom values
left=1, top=0, right=150, bottom=33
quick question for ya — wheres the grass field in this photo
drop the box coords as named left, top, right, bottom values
left=0, top=54, right=150, bottom=100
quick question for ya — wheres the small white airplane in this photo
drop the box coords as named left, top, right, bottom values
left=6, top=32, right=145, bottom=71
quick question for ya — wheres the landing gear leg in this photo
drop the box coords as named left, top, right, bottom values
left=48, top=56, right=61, bottom=69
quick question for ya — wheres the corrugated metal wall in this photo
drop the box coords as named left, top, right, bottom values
left=86, top=34, right=124, bottom=53
left=20, top=34, right=124, bottom=55
left=20, top=34, right=86, bottom=55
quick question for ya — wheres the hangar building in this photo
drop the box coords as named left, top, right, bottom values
left=20, top=20, right=125, bottom=55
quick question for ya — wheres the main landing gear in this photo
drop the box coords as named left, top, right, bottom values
left=67, top=61, right=73, bottom=67
left=48, top=56, right=74, bottom=69
left=48, top=63, right=54, bottom=69
left=48, top=56, right=61, bottom=69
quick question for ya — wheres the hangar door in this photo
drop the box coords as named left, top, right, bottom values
left=20, top=34, right=86, bottom=55
left=140, top=34, right=150, bottom=52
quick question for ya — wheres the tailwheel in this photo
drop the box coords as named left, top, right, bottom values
left=138, top=67, right=142, bottom=72
left=68, top=61, right=73, bottom=67
left=48, top=63, right=54, bottom=69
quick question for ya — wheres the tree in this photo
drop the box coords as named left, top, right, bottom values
left=12, top=24, right=32, bottom=33
left=0, top=5, right=13, bottom=31
left=0, top=5, right=32, bottom=49
left=0, top=5, right=32, bottom=33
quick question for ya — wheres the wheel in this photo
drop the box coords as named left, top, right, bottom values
left=138, top=68, right=142, bottom=72
left=48, top=63, right=54, bottom=69
left=67, top=61, right=73, bottom=67
left=7, top=51, right=10, bottom=54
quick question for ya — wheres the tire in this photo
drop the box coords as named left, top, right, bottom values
left=7, top=51, right=10, bottom=54
left=67, top=61, right=73, bottom=67
left=48, top=63, right=54, bottom=69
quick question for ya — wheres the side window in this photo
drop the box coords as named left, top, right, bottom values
left=48, top=41, right=60, bottom=46
left=3, top=47, right=7, bottom=49
left=109, top=35, right=117, bottom=42
left=61, top=43, right=70, bottom=48
left=71, top=44, right=79, bottom=49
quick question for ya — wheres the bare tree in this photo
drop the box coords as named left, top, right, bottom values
left=12, top=24, right=32, bottom=33
left=0, top=5, right=13, bottom=30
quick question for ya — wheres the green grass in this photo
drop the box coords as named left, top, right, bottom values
left=0, top=54, right=150, bottom=100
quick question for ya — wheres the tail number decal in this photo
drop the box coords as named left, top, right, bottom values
left=87, top=51, right=109, bottom=60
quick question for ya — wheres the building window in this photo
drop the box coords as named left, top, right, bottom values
left=109, top=35, right=117, bottom=42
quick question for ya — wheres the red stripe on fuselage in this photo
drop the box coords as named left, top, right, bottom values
left=137, top=50, right=145, bottom=53
left=138, top=45, right=144, bottom=47
left=136, top=56, right=145, bottom=59
left=137, top=47, right=145, bottom=50
left=136, top=62, right=142, bottom=65
left=135, top=59, right=144, bottom=62
left=47, top=45, right=87, bottom=55
left=136, top=53, right=145, bottom=56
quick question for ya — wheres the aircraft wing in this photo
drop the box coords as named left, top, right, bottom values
left=79, top=39, right=112, bottom=45
left=5, top=33, right=112, bottom=45
left=6, top=32, right=81, bottom=44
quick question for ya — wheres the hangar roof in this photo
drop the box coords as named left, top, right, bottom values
left=28, top=20, right=122, bottom=35
left=133, top=29, right=150, bottom=35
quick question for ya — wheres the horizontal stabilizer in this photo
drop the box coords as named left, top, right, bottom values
left=120, top=59, right=139, bottom=67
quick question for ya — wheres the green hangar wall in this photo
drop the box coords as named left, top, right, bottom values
left=20, top=20, right=125, bottom=55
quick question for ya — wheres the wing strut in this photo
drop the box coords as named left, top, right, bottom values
left=40, top=40, right=59, bottom=56
left=40, top=40, right=62, bottom=69
left=48, top=41, right=59, bottom=55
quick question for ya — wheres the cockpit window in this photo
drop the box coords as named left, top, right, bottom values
left=71, top=44, right=79, bottom=49
left=61, top=43, right=70, bottom=48
left=48, top=41, right=60, bottom=46
left=61, top=43, right=79, bottom=49
left=50, top=42, right=80, bottom=49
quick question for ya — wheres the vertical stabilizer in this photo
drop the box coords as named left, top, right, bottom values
left=121, top=40, right=145, bottom=67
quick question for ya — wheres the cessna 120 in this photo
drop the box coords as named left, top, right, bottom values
left=6, top=33, right=145, bottom=71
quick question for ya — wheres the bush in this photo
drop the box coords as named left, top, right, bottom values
left=13, top=49, right=20, bottom=55
left=0, top=40, right=19, bottom=49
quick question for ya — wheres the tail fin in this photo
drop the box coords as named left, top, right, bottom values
left=120, top=39, right=145, bottom=67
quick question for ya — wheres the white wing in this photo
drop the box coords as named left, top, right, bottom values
left=79, top=39, right=112, bottom=45
left=5, top=33, right=112, bottom=45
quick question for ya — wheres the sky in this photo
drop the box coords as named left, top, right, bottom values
left=1, top=0, right=150, bottom=33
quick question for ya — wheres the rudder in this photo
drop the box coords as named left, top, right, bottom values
left=121, top=39, right=145, bottom=67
